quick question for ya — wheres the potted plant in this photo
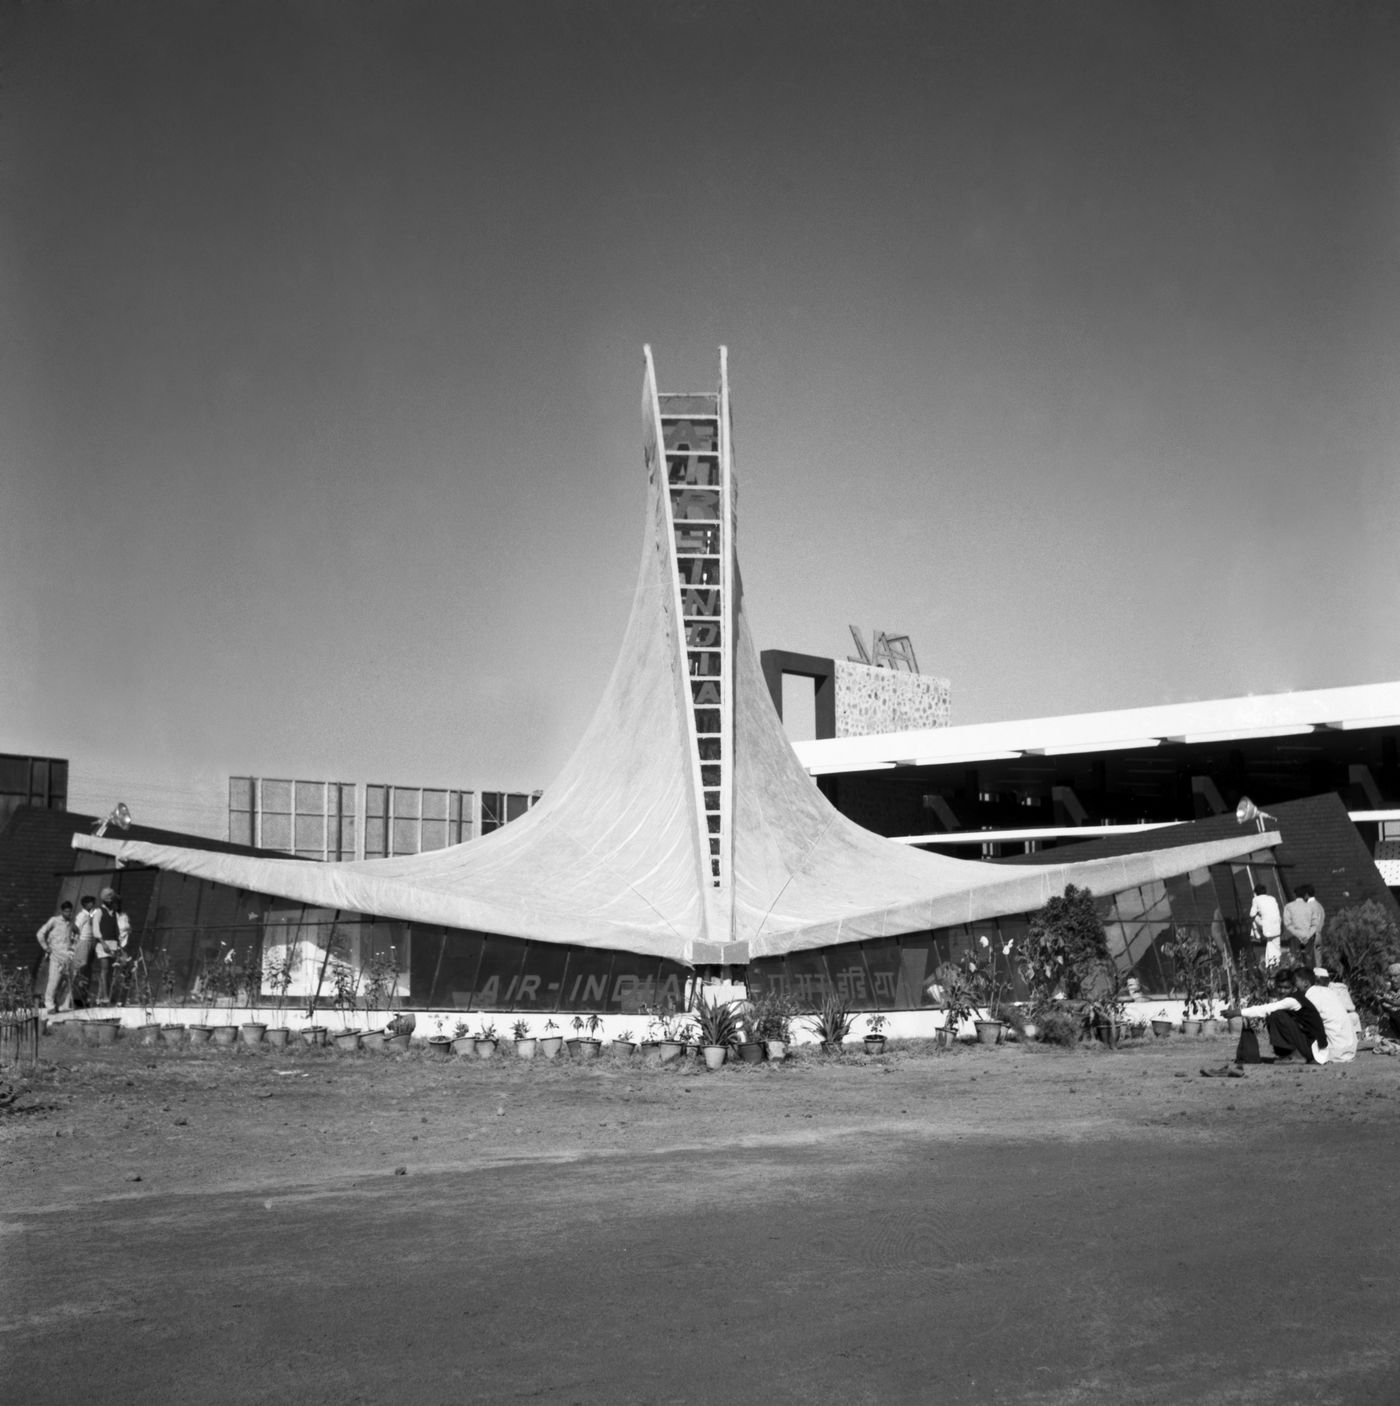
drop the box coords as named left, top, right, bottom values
left=512, top=1018, right=536, bottom=1059
left=863, top=1013, right=888, bottom=1054
left=745, top=989, right=796, bottom=1061
left=129, top=953, right=161, bottom=1045
left=261, top=948, right=296, bottom=1049
left=961, top=933, right=1017, bottom=1044
left=932, top=964, right=977, bottom=1046
left=329, top=960, right=362, bottom=1050
left=426, top=1017, right=452, bottom=1059
left=237, top=951, right=267, bottom=1046
left=645, top=1001, right=689, bottom=1062
left=611, top=1027, right=638, bottom=1058
left=538, top=1018, right=564, bottom=1060
left=450, top=1019, right=474, bottom=1056
left=692, top=992, right=738, bottom=1069
left=1163, top=931, right=1213, bottom=1035
left=358, top=947, right=399, bottom=1051
left=570, top=1013, right=603, bottom=1059
left=808, top=990, right=855, bottom=1054
left=473, top=1020, right=500, bottom=1058
left=187, top=947, right=226, bottom=1045
left=1150, top=1007, right=1174, bottom=1038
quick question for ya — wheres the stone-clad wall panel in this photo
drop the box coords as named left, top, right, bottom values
left=834, top=661, right=951, bottom=738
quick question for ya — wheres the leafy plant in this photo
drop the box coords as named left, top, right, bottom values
left=616, top=1028, right=634, bottom=1043
left=474, top=1021, right=498, bottom=1042
left=543, top=1019, right=558, bottom=1034
left=933, top=962, right=977, bottom=1034
left=744, top=989, right=798, bottom=1043
left=329, top=960, right=360, bottom=1029
left=359, top=947, right=400, bottom=1020
left=1037, top=1009, right=1082, bottom=1047
left=807, top=990, right=855, bottom=1047
left=692, top=992, right=740, bottom=1048
left=1023, top=886, right=1112, bottom=1011
left=866, top=1014, right=888, bottom=1037
left=643, top=999, right=691, bottom=1043
left=1163, top=930, right=1214, bottom=1017
left=512, top=1018, right=531, bottom=1040
left=453, top=1020, right=471, bottom=1040
left=263, top=948, right=298, bottom=1019
left=1328, top=901, right=1400, bottom=1022
left=571, top=1014, right=603, bottom=1040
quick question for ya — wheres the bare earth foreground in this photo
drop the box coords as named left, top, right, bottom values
left=4, top=1030, right=1399, bottom=1406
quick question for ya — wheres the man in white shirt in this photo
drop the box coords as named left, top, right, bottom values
left=1249, top=883, right=1283, bottom=969
left=1305, top=968, right=1356, bottom=1063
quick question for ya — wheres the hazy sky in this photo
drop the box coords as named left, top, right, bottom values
left=4, top=0, right=1399, bottom=800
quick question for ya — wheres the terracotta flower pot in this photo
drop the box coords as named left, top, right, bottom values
left=538, top=1035, right=564, bottom=1059
left=657, top=1040, right=685, bottom=1063
left=451, top=1037, right=475, bottom=1056
left=701, top=1044, right=727, bottom=1069
left=138, top=1023, right=162, bottom=1045
left=300, top=1025, right=328, bottom=1047
left=187, top=1025, right=214, bottom=1046
left=361, top=1030, right=387, bottom=1052
left=574, top=1038, right=602, bottom=1061
left=974, top=1020, right=1003, bottom=1046
left=210, top=1025, right=238, bottom=1047
left=1151, top=1019, right=1173, bottom=1038
left=333, top=1030, right=362, bottom=1051
left=736, top=1041, right=764, bottom=1064
left=611, top=1039, right=637, bottom=1058
left=264, top=1027, right=291, bottom=1049
left=764, top=1039, right=787, bottom=1062
left=426, top=1036, right=452, bottom=1059
left=514, top=1038, right=537, bottom=1059
left=239, top=1022, right=267, bottom=1046
left=863, top=1037, right=887, bottom=1055
left=161, top=1024, right=186, bottom=1044
left=385, top=1032, right=411, bottom=1052
left=474, top=1038, right=498, bottom=1058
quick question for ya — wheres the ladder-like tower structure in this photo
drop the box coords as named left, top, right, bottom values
left=642, top=346, right=737, bottom=942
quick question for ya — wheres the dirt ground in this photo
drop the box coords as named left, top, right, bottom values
left=4, top=1026, right=1400, bottom=1405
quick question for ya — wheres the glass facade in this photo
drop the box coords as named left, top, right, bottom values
left=747, top=848, right=1284, bottom=1009
left=88, top=841, right=1281, bottom=1016
left=129, top=867, right=687, bottom=1013
left=228, top=778, right=355, bottom=859
left=1, top=752, right=68, bottom=831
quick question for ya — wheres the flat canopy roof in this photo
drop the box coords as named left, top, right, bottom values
left=794, top=680, right=1400, bottom=774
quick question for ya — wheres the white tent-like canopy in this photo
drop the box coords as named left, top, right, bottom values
left=75, top=349, right=1277, bottom=964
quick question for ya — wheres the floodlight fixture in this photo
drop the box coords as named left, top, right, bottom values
left=93, top=802, right=133, bottom=838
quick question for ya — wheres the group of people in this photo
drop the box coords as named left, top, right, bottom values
left=35, top=888, right=131, bottom=1013
left=1248, top=880, right=1325, bottom=969
left=1234, top=962, right=1359, bottom=1066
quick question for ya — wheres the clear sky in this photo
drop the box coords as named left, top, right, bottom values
left=4, top=0, right=1399, bottom=802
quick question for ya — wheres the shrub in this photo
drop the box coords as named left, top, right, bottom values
left=1328, top=901, right=1400, bottom=1022
left=1024, top=885, right=1112, bottom=1009
left=1036, top=1010, right=1081, bottom=1047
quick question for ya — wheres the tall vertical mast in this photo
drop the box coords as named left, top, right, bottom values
left=644, top=346, right=736, bottom=948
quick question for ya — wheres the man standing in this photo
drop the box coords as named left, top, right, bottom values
left=72, top=893, right=99, bottom=1005
left=37, top=900, right=79, bottom=1014
left=1283, top=884, right=1325, bottom=967
left=1249, top=883, right=1283, bottom=969
left=94, top=887, right=129, bottom=1006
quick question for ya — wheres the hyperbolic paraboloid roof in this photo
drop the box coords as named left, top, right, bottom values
left=75, top=348, right=1278, bottom=964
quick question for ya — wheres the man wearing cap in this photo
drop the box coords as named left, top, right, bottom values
left=37, top=900, right=79, bottom=1014
left=94, top=887, right=130, bottom=1005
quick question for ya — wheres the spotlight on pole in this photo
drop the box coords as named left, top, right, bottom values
left=93, top=802, right=133, bottom=839
left=1234, top=796, right=1276, bottom=832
